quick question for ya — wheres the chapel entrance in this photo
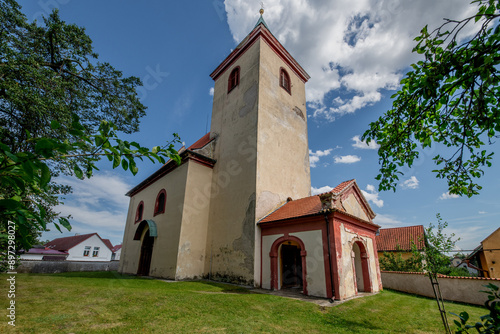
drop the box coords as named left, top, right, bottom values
left=137, top=229, right=154, bottom=276
left=352, top=241, right=371, bottom=292
left=281, top=243, right=303, bottom=289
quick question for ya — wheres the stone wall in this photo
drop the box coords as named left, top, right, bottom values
left=381, top=271, right=500, bottom=305
left=16, top=260, right=119, bottom=274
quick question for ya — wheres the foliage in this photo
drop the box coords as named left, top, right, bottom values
left=0, top=0, right=181, bottom=251
left=379, top=246, right=423, bottom=272
left=439, top=266, right=474, bottom=277
left=453, top=283, right=500, bottom=333
left=363, top=0, right=500, bottom=197
left=413, top=214, right=460, bottom=275
left=0, top=115, right=180, bottom=249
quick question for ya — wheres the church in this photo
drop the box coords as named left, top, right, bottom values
left=119, top=11, right=382, bottom=301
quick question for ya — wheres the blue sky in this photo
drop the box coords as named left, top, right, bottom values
left=18, top=0, right=499, bottom=251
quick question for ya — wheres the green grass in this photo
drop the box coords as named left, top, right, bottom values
left=0, top=271, right=487, bottom=333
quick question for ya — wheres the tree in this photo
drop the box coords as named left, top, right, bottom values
left=413, top=214, right=460, bottom=334
left=363, top=0, right=500, bottom=197
left=0, top=0, right=180, bottom=252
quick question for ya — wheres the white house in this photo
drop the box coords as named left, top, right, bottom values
left=45, top=233, right=114, bottom=261
left=111, top=245, right=122, bottom=261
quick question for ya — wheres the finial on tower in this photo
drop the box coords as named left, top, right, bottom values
left=259, top=2, right=264, bottom=16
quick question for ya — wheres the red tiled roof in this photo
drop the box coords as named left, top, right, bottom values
left=25, top=248, right=68, bottom=255
left=259, top=179, right=377, bottom=224
left=188, top=132, right=211, bottom=150
left=376, top=225, right=425, bottom=251
left=331, top=179, right=355, bottom=194
left=112, top=244, right=122, bottom=252
left=102, top=239, right=114, bottom=251
left=45, top=233, right=113, bottom=251
left=260, top=196, right=322, bottom=223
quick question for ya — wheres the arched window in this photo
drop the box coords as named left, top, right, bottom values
left=280, top=68, right=291, bottom=94
left=228, top=66, right=240, bottom=93
left=154, top=189, right=166, bottom=216
left=135, top=201, right=144, bottom=223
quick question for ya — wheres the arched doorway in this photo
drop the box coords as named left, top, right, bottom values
left=137, top=229, right=154, bottom=276
left=352, top=240, right=371, bottom=292
left=270, top=235, right=308, bottom=295
left=281, top=241, right=303, bottom=289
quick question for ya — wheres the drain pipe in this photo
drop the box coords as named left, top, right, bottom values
left=324, top=212, right=335, bottom=303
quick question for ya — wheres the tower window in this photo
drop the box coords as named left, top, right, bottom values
left=228, top=67, right=240, bottom=93
left=280, top=68, right=291, bottom=94
left=135, top=201, right=144, bottom=223
left=154, top=189, right=167, bottom=216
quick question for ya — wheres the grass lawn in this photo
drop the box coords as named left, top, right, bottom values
left=0, top=271, right=487, bottom=333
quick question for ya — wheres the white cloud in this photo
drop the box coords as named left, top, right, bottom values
left=311, top=185, right=333, bottom=195
left=479, top=211, right=486, bottom=215
left=439, top=192, right=460, bottom=200
left=352, top=135, right=380, bottom=150
left=373, top=213, right=404, bottom=227
left=361, top=184, right=383, bottom=208
left=400, top=176, right=419, bottom=190
left=309, top=148, right=333, bottom=167
left=225, top=0, right=478, bottom=120
left=334, top=155, right=361, bottom=164
left=46, top=173, right=132, bottom=244
left=209, top=87, right=214, bottom=96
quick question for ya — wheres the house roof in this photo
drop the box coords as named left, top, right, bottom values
left=376, top=225, right=425, bottom=252
left=188, top=132, right=212, bottom=150
left=259, top=179, right=377, bottom=226
left=126, top=133, right=216, bottom=197
left=102, top=239, right=114, bottom=251
left=111, top=244, right=122, bottom=252
left=45, top=233, right=113, bottom=252
left=25, top=248, right=69, bottom=255
left=260, top=196, right=323, bottom=223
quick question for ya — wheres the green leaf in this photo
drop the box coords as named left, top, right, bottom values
left=74, top=165, right=83, bottom=179
left=59, top=217, right=72, bottom=231
left=121, top=158, right=129, bottom=171
left=40, top=163, right=51, bottom=187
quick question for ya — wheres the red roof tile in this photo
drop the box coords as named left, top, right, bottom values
left=188, top=132, right=211, bottom=150
left=376, top=225, right=425, bottom=251
left=25, top=248, right=69, bottom=255
left=260, top=196, right=323, bottom=223
left=112, top=244, right=122, bottom=252
left=102, top=239, right=114, bottom=251
left=331, top=179, right=355, bottom=194
left=260, top=179, right=377, bottom=224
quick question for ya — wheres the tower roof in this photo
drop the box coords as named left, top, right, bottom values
left=254, top=15, right=269, bottom=30
left=210, top=12, right=310, bottom=83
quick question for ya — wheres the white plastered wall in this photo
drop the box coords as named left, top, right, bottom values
left=66, top=234, right=112, bottom=261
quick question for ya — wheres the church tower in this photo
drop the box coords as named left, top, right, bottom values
left=206, top=11, right=311, bottom=285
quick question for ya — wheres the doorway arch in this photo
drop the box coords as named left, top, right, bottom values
left=351, top=240, right=371, bottom=292
left=137, top=228, right=154, bottom=276
left=270, top=235, right=308, bottom=295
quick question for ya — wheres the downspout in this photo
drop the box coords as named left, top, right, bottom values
left=324, top=212, right=335, bottom=302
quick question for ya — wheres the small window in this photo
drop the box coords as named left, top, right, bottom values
left=83, top=246, right=91, bottom=257
left=92, top=247, right=100, bottom=257
left=154, top=189, right=167, bottom=216
left=135, top=201, right=144, bottom=223
left=228, top=67, right=240, bottom=93
left=280, top=68, right=291, bottom=94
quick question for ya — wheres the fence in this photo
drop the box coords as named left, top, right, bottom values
left=16, top=260, right=120, bottom=274
left=381, top=271, right=500, bottom=305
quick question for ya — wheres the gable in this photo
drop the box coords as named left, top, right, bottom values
left=342, top=192, right=370, bottom=222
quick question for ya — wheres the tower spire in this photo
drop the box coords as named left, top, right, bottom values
left=254, top=3, right=269, bottom=29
